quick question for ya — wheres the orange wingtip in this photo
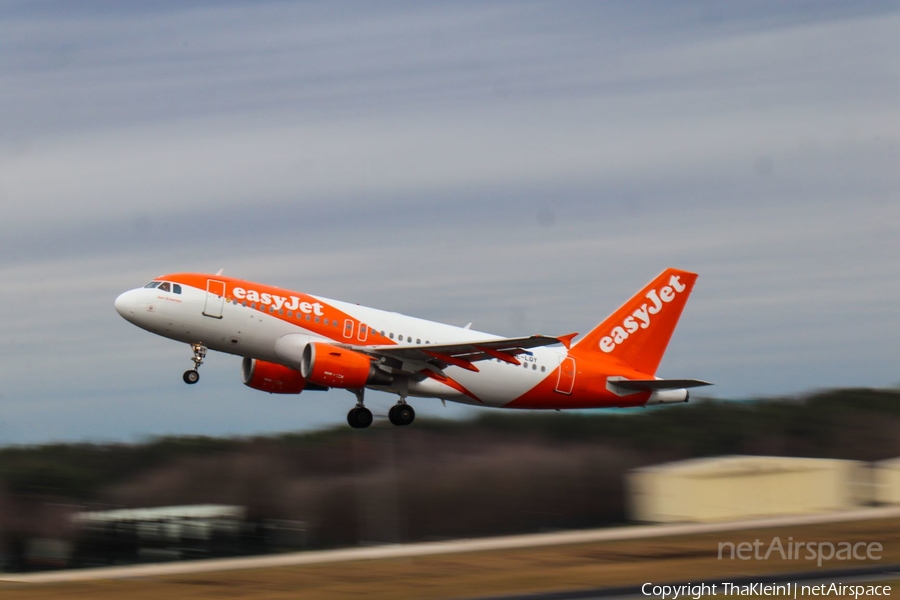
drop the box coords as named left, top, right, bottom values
left=557, top=332, right=578, bottom=349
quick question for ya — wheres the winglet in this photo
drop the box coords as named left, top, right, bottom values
left=215, top=268, right=224, bottom=276
left=557, top=332, right=578, bottom=349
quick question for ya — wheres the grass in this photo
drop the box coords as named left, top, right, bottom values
left=2, top=517, right=899, bottom=599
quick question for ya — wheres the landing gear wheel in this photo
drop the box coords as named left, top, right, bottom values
left=184, top=344, right=207, bottom=385
left=389, top=403, right=415, bottom=426
left=347, top=407, right=373, bottom=429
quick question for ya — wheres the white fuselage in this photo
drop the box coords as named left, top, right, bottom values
left=115, top=281, right=566, bottom=407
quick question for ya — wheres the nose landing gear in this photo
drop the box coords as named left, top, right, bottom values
left=389, top=398, right=415, bottom=426
left=183, top=343, right=207, bottom=385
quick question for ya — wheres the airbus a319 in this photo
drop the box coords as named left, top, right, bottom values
left=115, top=268, right=709, bottom=428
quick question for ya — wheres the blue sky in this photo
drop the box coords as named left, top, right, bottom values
left=0, top=1, right=898, bottom=444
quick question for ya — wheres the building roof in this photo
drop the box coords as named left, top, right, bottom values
left=633, top=455, right=859, bottom=478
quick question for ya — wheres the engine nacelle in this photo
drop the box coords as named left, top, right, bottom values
left=300, top=342, right=392, bottom=389
left=242, top=357, right=306, bottom=394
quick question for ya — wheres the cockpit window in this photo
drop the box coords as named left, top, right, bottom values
left=144, top=282, right=161, bottom=288
left=173, top=284, right=182, bottom=294
left=158, top=282, right=171, bottom=292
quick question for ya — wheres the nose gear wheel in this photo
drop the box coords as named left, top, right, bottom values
left=183, top=343, right=207, bottom=385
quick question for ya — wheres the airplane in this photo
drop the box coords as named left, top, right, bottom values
left=114, top=268, right=710, bottom=428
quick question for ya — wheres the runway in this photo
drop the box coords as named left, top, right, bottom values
left=3, top=506, right=900, bottom=584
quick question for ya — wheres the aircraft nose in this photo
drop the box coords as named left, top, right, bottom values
left=115, top=289, right=139, bottom=320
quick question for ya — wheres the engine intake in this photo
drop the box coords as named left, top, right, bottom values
left=300, top=342, right=392, bottom=388
left=242, top=358, right=306, bottom=394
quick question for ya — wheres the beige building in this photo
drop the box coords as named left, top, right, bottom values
left=873, top=457, right=900, bottom=505
left=628, top=455, right=864, bottom=523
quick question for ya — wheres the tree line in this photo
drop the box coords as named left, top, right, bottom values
left=1, top=388, right=899, bottom=550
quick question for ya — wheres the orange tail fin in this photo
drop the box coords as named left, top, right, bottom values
left=570, top=268, right=698, bottom=375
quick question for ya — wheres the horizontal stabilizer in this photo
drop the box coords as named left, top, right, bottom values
left=607, top=377, right=712, bottom=392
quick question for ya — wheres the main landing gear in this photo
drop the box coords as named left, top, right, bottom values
left=345, top=390, right=416, bottom=429
left=347, top=388, right=374, bottom=429
left=388, top=399, right=415, bottom=427
left=183, top=343, right=207, bottom=385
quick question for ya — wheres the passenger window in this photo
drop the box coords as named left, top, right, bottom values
left=315, top=317, right=320, bottom=323
left=407, top=336, right=412, bottom=343
left=532, top=364, right=537, bottom=370
left=541, top=366, right=546, bottom=372
left=251, top=303, right=256, bottom=309
left=389, top=333, right=394, bottom=339
left=242, top=301, right=247, bottom=307
left=158, top=282, right=171, bottom=292
left=324, top=319, right=329, bottom=326
left=173, top=284, right=182, bottom=294
left=416, top=338, right=421, bottom=344
left=287, top=311, right=293, bottom=317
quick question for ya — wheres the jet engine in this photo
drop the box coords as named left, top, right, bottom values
left=300, top=342, right=392, bottom=388
left=242, top=357, right=306, bottom=394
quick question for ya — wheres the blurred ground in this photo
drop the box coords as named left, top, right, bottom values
left=2, top=389, right=900, bottom=573
left=2, top=517, right=898, bottom=599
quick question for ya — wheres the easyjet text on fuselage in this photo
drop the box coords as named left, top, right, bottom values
left=232, top=287, right=324, bottom=316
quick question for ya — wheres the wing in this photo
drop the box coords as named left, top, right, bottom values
left=345, top=334, right=576, bottom=375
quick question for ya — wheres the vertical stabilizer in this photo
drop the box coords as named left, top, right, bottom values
left=570, top=269, right=698, bottom=375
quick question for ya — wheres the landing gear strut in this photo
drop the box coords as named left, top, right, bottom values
left=183, top=343, right=207, bottom=385
left=389, top=398, right=415, bottom=426
left=347, top=388, right=373, bottom=429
